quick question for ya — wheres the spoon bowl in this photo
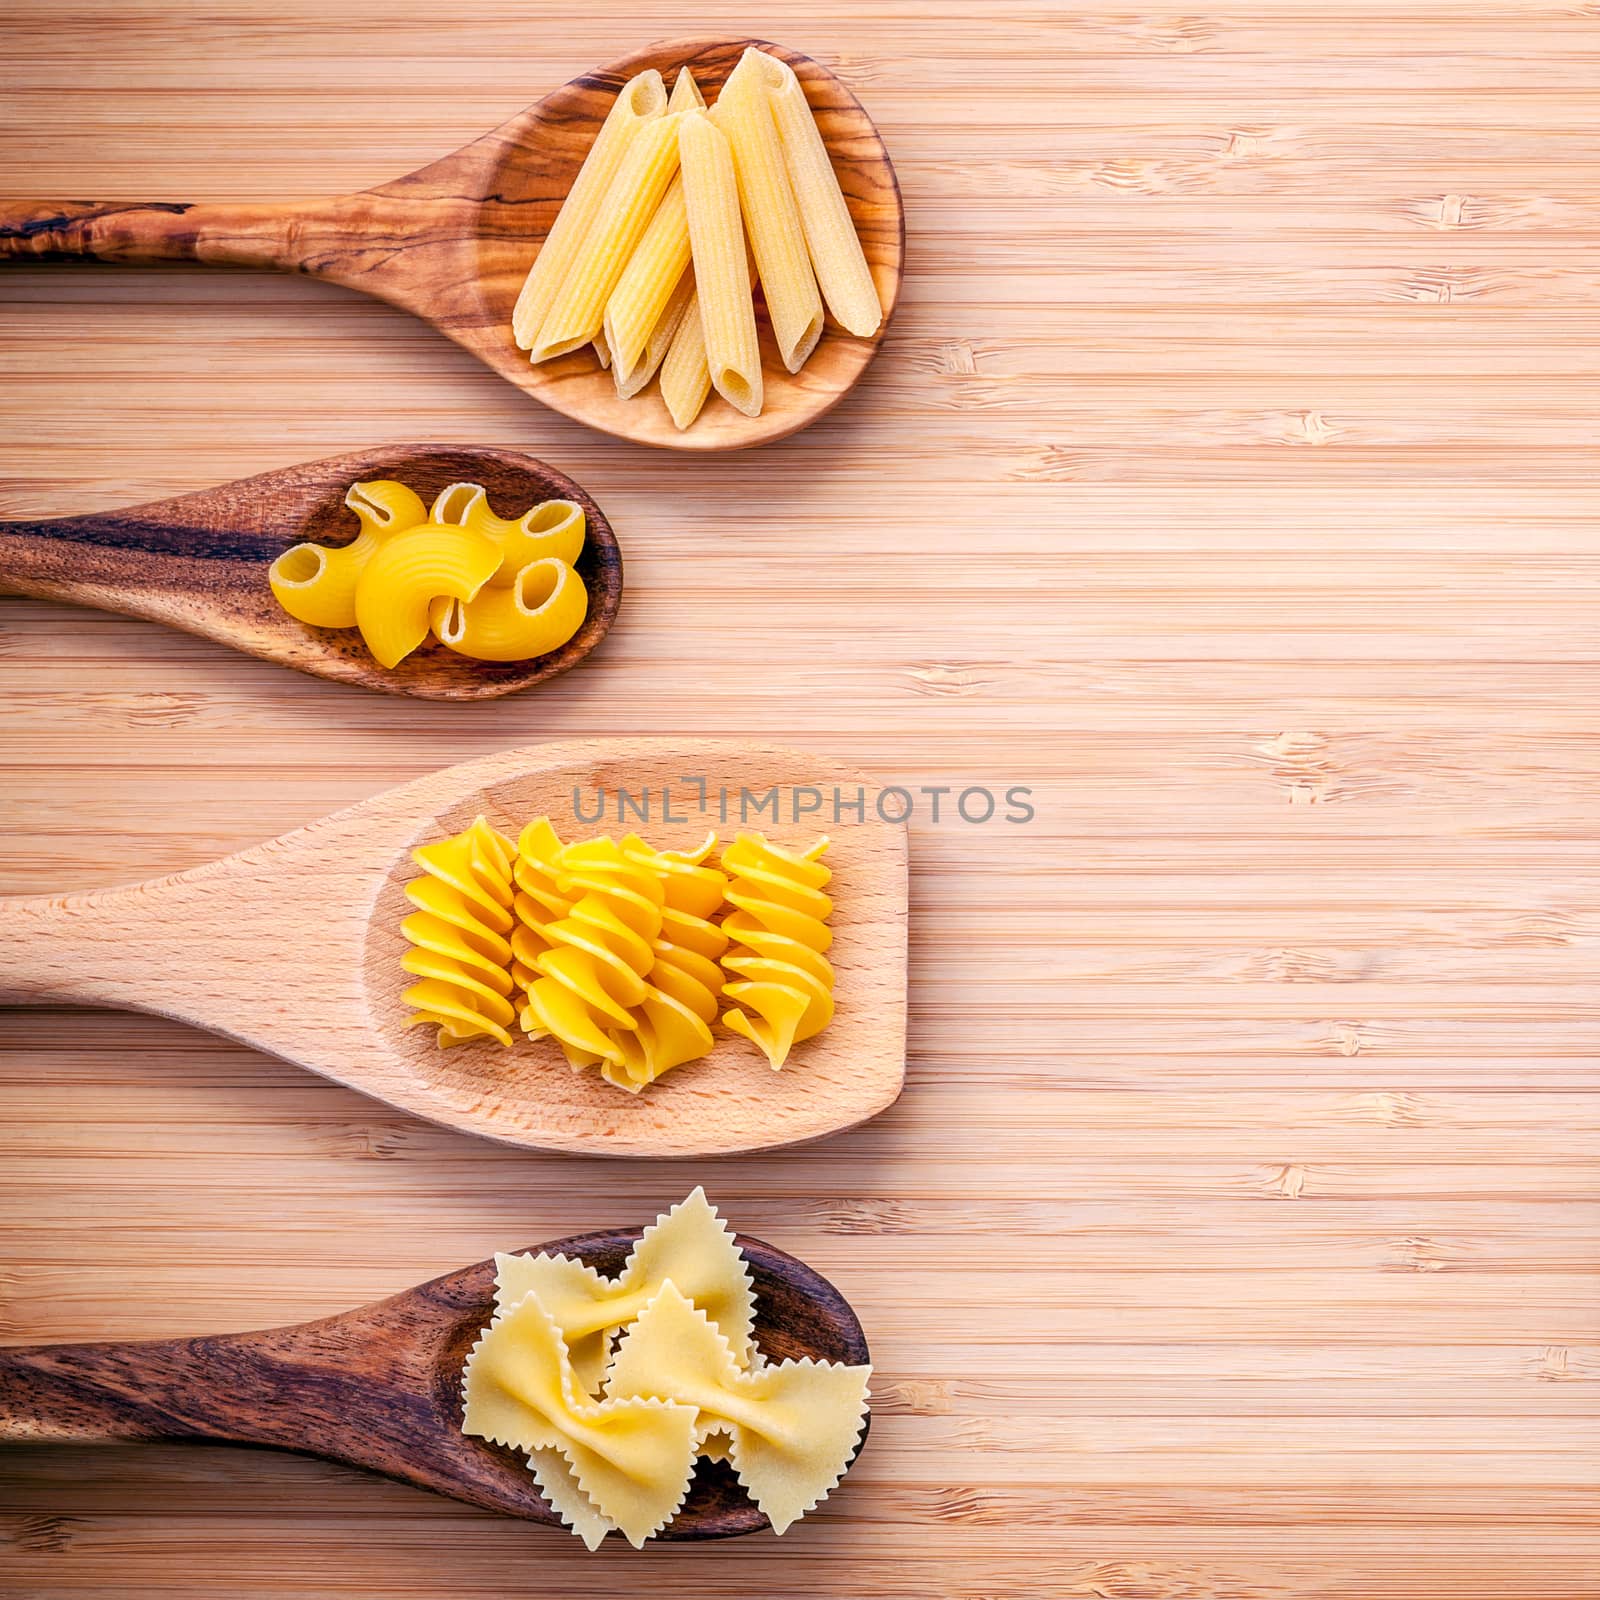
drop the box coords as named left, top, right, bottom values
left=0, top=38, right=904, bottom=451
left=0, top=1227, right=870, bottom=1539
left=0, top=444, right=623, bottom=699
left=0, top=740, right=910, bottom=1157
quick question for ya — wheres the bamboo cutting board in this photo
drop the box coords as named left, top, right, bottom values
left=1, top=3, right=1597, bottom=1597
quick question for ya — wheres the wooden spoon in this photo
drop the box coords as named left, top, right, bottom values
left=0, top=38, right=904, bottom=452
left=0, top=1226, right=870, bottom=1540
left=0, top=444, right=623, bottom=701
left=0, top=740, right=909, bottom=1157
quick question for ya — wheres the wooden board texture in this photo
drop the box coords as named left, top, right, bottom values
left=1, top=2, right=1597, bottom=1597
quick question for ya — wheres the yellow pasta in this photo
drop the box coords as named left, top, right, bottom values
left=512, top=69, right=667, bottom=351
left=616, top=269, right=694, bottom=401
left=510, top=817, right=574, bottom=995
left=658, top=285, right=712, bottom=430
left=520, top=836, right=663, bottom=1070
left=603, top=178, right=691, bottom=384
left=460, top=1288, right=700, bottom=1548
left=679, top=112, right=762, bottom=417
left=494, top=1186, right=755, bottom=1391
left=719, top=832, right=836, bottom=1069
left=602, top=832, right=728, bottom=1092
left=745, top=49, right=883, bottom=337
left=529, top=112, right=688, bottom=364
left=666, top=64, right=706, bottom=115
left=352, top=521, right=501, bottom=670
left=607, top=1281, right=870, bottom=1535
left=429, top=557, right=588, bottom=663
left=711, top=51, right=824, bottom=374
left=429, top=483, right=586, bottom=575
left=402, top=816, right=519, bottom=1048
left=268, top=479, right=425, bottom=629
left=461, top=1189, right=868, bottom=1547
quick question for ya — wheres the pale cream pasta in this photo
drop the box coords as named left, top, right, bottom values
left=617, top=270, right=694, bottom=401
left=745, top=49, right=882, bottom=337
left=711, top=51, right=823, bottom=374
left=512, top=69, right=667, bottom=351
left=679, top=111, right=762, bottom=417
left=529, top=112, right=688, bottom=363
left=658, top=285, right=711, bottom=431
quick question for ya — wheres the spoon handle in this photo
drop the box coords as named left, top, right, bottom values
left=0, top=1335, right=255, bottom=1445
left=0, top=197, right=325, bottom=270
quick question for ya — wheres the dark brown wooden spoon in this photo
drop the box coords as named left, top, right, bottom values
left=0, top=1227, right=870, bottom=1540
left=0, top=444, right=623, bottom=700
left=0, top=37, right=904, bottom=452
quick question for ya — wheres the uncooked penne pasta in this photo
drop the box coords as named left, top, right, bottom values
left=746, top=49, right=882, bottom=337
left=604, top=178, right=691, bottom=382
left=512, top=69, right=666, bottom=351
left=667, top=64, right=705, bottom=114
left=679, top=112, right=761, bottom=418
left=592, top=327, right=611, bottom=368
left=659, top=286, right=711, bottom=430
left=617, top=270, right=694, bottom=400
left=601, top=72, right=703, bottom=384
left=530, top=112, right=687, bottom=364
left=711, top=51, right=823, bottom=374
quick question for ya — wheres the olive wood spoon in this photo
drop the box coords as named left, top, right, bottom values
left=0, top=1227, right=870, bottom=1540
left=0, top=38, right=904, bottom=452
left=0, top=739, right=910, bottom=1157
left=0, top=444, right=622, bottom=700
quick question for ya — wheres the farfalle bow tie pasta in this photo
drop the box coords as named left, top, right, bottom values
left=460, top=1188, right=870, bottom=1548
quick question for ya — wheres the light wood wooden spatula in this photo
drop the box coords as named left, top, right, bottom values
left=0, top=444, right=622, bottom=700
left=0, top=1225, right=870, bottom=1540
left=0, top=38, right=904, bottom=451
left=0, top=741, right=909, bottom=1157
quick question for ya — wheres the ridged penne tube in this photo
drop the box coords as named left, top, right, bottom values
left=428, top=556, right=588, bottom=663
left=268, top=479, right=426, bottom=629
left=429, top=483, right=586, bottom=576
left=745, top=49, right=882, bottom=337
left=616, top=270, right=694, bottom=401
left=679, top=113, right=762, bottom=417
left=591, top=329, right=612, bottom=369
left=353, top=522, right=501, bottom=670
left=599, top=71, right=703, bottom=387
left=512, top=69, right=667, bottom=350
left=659, top=286, right=711, bottom=430
left=603, top=177, right=691, bottom=383
left=711, top=52, right=823, bottom=374
left=529, top=112, right=688, bottom=364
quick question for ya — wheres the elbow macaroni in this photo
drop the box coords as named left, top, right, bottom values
left=269, top=478, right=591, bottom=670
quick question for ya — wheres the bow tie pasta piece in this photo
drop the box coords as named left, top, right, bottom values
left=607, top=1281, right=870, bottom=1535
left=719, top=832, right=836, bottom=1069
left=528, top=1444, right=617, bottom=1551
left=402, top=816, right=519, bottom=1047
left=429, top=557, right=588, bottom=663
left=461, top=1289, right=699, bottom=1548
left=353, top=520, right=502, bottom=669
left=494, top=1186, right=755, bottom=1390
left=429, top=482, right=587, bottom=575
left=268, top=478, right=427, bottom=629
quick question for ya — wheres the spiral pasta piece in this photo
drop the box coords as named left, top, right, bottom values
left=268, top=479, right=427, bottom=629
left=602, top=833, right=730, bottom=1092
left=402, top=815, right=519, bottom=1047
left=521, top=837, right=664, bottom=1072
left=429, top=483, right=586, bottom=577
left=718, top=832, right=835, bottom=1070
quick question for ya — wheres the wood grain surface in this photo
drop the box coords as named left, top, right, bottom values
left=0, top=444, right=624, bottom=698
left=1, top=2, right=1597, bottom=1597
left=0, top=1227, right=870, bottom=1541
left=0, top=36, right=904, bottom=453
left=0, top=740, right=909, bottom=1158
